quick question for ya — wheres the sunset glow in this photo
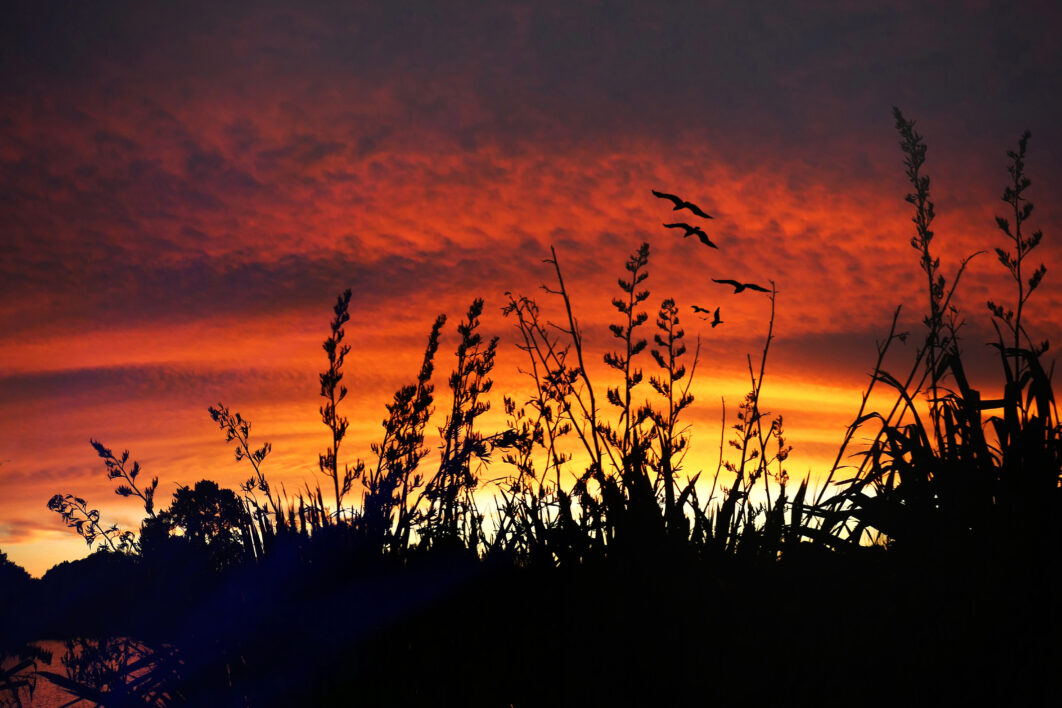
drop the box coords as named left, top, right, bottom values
left=2, top=1, right=1060, bottom=578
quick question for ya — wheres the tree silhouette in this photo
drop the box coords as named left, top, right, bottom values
left=143, top=480, right=249, bottom=570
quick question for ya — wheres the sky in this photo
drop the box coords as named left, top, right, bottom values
left=2, top=0, right=1060, bottom=576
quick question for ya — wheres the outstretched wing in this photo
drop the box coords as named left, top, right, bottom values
left=712, top=278, right=741, bottom=289
left=691, top=305, right=711, bottom=313
left=696, top=231, right=718, bottom=248
left=743, top=282, right=770, bottom=293
left=652, top=189, right=683, bottom=208
left=662, top=222, right=690, bottom=231
left=684, top=201, right=713, bottom=219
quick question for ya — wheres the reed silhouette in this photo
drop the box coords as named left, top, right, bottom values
left=3, top=110, right=1058, bottom=706
left=318, top=289, right=358, bottom=522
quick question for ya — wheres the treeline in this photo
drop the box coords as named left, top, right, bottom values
left=1, top=110, right=1059, bottom=706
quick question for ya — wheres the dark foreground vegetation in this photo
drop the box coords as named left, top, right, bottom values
left=2, top=111, right=1059, bottom=706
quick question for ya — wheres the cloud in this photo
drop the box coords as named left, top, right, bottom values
left=6, top=3, right=1061, bottom=156
left=0, top=517, right=63, bottom=545
left=2, top=0, right=1060, bottom=575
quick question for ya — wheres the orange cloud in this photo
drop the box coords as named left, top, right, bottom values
left=3, top=0, right=1059, bottom=576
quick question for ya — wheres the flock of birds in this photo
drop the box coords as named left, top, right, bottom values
left=651, top=189, right=771, bottom=328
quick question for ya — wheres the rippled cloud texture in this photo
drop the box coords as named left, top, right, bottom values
left=2, top=0, right=1060, bottom=575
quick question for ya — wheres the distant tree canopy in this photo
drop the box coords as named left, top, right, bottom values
left=0, top=549, right=32, bottom=590
left=141, top=480, right=248, bottom=570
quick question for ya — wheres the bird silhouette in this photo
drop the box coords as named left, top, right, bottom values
left=692, top=305, right=723, bottom=327
left=712, top=279, right=770, bottom=294
left=652, top=190, right=713, bottom=219
left=663, top=222, right=717, bottom=248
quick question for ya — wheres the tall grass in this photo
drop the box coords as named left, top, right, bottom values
left=18, top=111, right=1059, bottom=705
left=808, top=113, right=1059, bottom=565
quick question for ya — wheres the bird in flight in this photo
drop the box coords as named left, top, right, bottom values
left=652, top=190, right=713, bottom=219
left=692, top=305, right=723, bottom=327
left=663, top=222, right=718, bottom=248
left=712, top=279, right=771, bottom=294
